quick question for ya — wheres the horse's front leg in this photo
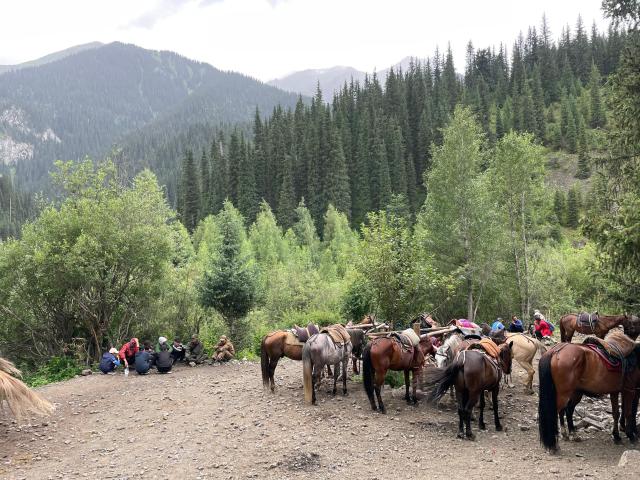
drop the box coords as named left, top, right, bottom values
left=411, top=368, right=419, bottom=404
left=491, top=387, right=502, bottom=431
left=342, top=355, right=348, bottom=395
left=404, top=370, right=411, bottom=403
left=456, top=388, right=465, bottom=438
left=332, top=362, right=338, bottom=395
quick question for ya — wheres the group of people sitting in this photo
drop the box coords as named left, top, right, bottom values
left=489, top=310, right=555, bottom=341
left=99, top=334, right=235, bottom=375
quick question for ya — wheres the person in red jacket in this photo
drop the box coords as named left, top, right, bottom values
left=534, top=317, right=552, bottom=340
left=119, top=338, right=139, bottom=369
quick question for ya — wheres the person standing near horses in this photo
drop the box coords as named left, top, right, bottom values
left=119, top=338, right=139, bottom=370
left=508, top=315, right=524, bottom=333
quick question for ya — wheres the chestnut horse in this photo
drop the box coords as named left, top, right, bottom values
left=423, top=342, right=513, bottom=439
left=537, top=341, right=640, bottom=452
left=559, top=313, right=628, bottom=342
left=261, top=331, right=305, bottom=392
left=362, top=334, right=436, bottom=413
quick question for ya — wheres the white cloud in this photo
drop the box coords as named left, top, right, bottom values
left=0, top=0, right=608, bottom=80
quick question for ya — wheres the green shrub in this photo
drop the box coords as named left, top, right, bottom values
left=24, top=356, right=83, bottom=387
left=384, top=370, right=405, bottom=388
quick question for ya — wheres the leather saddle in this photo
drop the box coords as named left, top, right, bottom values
left=469, top=338, right=500, bottom=360
left=320, top=324, right=351, bottom=345
left=387, top=332, right=414, bottom=352
left=583, top=330, right=635, bottom=359
left=291, top=323, right=319, bottom=343
left=577, top=311, right=599, bottom=331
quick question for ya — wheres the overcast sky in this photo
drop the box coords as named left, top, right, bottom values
left=1, top=0, right=608, bottom=81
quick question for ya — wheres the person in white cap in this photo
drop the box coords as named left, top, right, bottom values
left=155, top=336, right=172, bottom=354
left=99, top=347, right=121, bottom=374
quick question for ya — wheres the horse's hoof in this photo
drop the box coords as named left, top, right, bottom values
left=570, top=434, right=582, bottom=443
left=479, top=423, right=486, bottom=431
left=525, top=389, right=534, bottom=395
left=457, top=432, right=465, bottom=439
left=495, top=425, right=503, bottom=432
left=379, top=408, right=386, bottom=414
left=466, top=433, right=476, bottom=441
left=343, top=390, right=348, bottom=396
left=612, top=434, right=622, bottom=444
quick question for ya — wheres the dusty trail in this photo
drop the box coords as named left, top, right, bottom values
left=1, top=358, right=638, bottom=479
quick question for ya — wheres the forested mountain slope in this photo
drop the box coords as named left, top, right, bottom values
left=0, top=42, right=300, bottom=190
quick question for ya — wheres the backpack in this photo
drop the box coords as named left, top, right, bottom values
left=549, top=322, right=555, bottom=332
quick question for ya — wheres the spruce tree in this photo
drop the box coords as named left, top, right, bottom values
left=199, top=149, right=210, bottom=219
left=566, top=187, right=579, bottom=228
left=553, top=190, right=567, bottom=225
left=276, top=153, right=296, bottom=230
left=589, top=62, right=605, bottom=128
left=576, top=127, right=591, bottom=179
left=237, top=142, right=259, bottom=222
left=180, top=149, right=200, bottom=232
left=324, top=122, right=351, bottom=217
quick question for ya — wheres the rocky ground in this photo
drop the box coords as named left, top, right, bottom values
left=1, top=352, right=639, bottom=480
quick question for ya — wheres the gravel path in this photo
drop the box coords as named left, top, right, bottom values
left=1, top=357, right=639, bottom=479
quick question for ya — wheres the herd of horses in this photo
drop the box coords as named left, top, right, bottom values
left=260, top=312, right=640, bottom=452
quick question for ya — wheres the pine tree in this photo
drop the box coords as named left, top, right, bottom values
left=370, top=119, right=391, bottom=210
left=495, top=107, right=505, bottom=140
left=179, top=149, right=200, bottom=232
left=276, top=153, right=296, bottom=230
left=576, top=127, right=591, bottom=179
left=589, top=62, right=605, bottom=128
left=566, top=187, right=579, bottom=228
left=209, top=135, right=226, bottom=213
left=237, top=142, right=259, bottom=222
left=531, top=65, right=546, bottom=139
left=553, top=190, right=566, bottom=225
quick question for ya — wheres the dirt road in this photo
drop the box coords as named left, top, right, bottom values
left=1, top=358, right=638, bottom=479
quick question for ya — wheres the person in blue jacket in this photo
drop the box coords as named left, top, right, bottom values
left=99, top=348, right=121, bottom=374
left=490, top=318, right=505, bottom=333
left=508, top=315, right=524, bottom=333
left=134, top=341, right=154, bottom=375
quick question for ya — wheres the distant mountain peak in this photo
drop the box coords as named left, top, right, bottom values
left=0, top=42, right=104, bottom=75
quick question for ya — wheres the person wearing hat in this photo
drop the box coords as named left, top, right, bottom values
left=155, top=336, right=173, bottom=354
left=185, top=334, right=205, bottom=366
left=213, top=335, right=235, bottom=362
left=118, top=338, right=139, bottom=369
left=99, top=347, right=121, bottom=374
left=171, top=337, right=185, bottom=364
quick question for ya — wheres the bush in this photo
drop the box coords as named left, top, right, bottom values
left=384, top=370, right=405, bottom=388
left=24, top=356, right=83, bottom=387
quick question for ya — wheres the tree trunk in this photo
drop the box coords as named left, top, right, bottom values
left=521, top=193, right=531, bottom=318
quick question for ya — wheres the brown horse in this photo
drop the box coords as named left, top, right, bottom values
left=559, top=313, right=628, bottom=342
left=362, top=334, right=435, bottom=413
left=623, top=315, right=640, bottom=340
left=423, top=342, right=513, bottom=439
left=261, top=331, right=305, bottom=392
left=537, top=340, right=640, bottom=452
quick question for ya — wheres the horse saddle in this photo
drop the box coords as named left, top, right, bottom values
left=320, top=324, right=351, bottom=345
left=577, top=311, right=599, bottom=330
left=291, top=323, right=319, bottom=343
left=386, top=332, right=414, bottom=352
left=583, top=330, right=635, bottom=360
left=468, top=338, right=500, bottom=360
left=284, top=331, right=304, bottom=347
left=456, top=326, right=482, bottom=339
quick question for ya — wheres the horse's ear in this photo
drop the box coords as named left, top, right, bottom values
left=508, top=341, right=514, bottom=349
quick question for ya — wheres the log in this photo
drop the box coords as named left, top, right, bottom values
left=420, top=326, right=456, bottom=338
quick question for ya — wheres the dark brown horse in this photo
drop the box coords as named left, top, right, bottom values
left=623, top=315, right=640, bottom=340
left=423, top=341, right=513, bottom=439
left=362, top=334, right=435, bottom=413
left=261, top=330, right=305, bottom=392
left=559, top=313, right=628, bottom=342
left=538, top=341, right=640, bottom=452
left=347, top=328, right=366, bottom=375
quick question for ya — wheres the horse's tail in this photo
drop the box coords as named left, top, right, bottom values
left=0, top=362, right=54, bottom=419
left=533, top=337, right=548, bottom=355
left=423, top=354, right=461, bottom=404
left=260, top=336, right=270, bottom=389
left=538, top=352, right=558, bottom=451
left=362, top=343, right=375, bottom=406
left=302, top=343, right=313, bottom=404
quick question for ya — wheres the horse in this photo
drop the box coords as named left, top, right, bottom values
left=302, top=331, right=352, bottom=405
left=347, top=328, right=366, bottom=375
left=261, top=330, right=307, bottom=392
left=434, top=332, right=465, bottom=369
left=362, top=334, right=436, bottom=413
left=502, top=333, right=547, bottom=392
left=623, top=315, right=640, bottom=340
left=0, top=357, right=53, bottom=419
left=537, top=339, right=640, bottom=452
left=423, top=341, right=513, bottom=439
left=559, top=313, right=628, bottom=342
left=480, top=323, right=491, bottom=336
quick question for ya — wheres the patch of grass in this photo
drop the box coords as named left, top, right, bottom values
left=236, top=348, right=258, bottom=361
left=23, top=356, right=83, bottom=387
left=384, top=370, right=405, bottom=388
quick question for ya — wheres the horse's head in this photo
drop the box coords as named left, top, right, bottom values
left=489, top=329, right=506, bottom=345
left=499, top=341, right=514, bottom=374
left=419, top=335, right=436, bottom=358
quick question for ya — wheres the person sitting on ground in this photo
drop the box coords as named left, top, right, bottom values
left=185, top=334, right=206, bottom=366
left=489, top=317, right=505, bottom=336
left=171, top=337, right=185, bottom=364
left=155, top=343, right=173, bottom=374
left=118, top=338, right=139, bottom=370
left=99, top=348, right=121, bottom=374
left=155, top=336, right=173, bottom=354
left=134, top=341, right=154, bottom=375
left=213, top=335, right=235, bottom=362
left=534, top=314, right=553, bottom=341
left=508, top=315, right=524, bottom=333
